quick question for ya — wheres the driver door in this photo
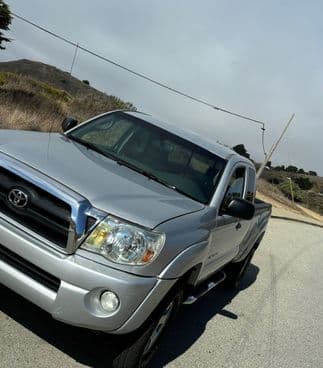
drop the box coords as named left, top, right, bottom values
left=201, top=165, right=250, bottom=280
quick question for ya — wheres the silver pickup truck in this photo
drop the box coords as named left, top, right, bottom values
left=0, top=110, right=271, bottom=367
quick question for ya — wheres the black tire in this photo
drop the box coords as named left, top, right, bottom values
left=225, top=247, right=256, bottom=289
left=112, top=288, right=183, bottom=368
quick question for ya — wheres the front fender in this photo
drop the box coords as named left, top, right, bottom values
left=158, top=241, right=209, bottom=280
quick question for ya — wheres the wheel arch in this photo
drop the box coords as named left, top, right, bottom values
left=158, top=241, right=208, bottom=281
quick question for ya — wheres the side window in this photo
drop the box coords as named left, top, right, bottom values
left=246, top=168, right=256, bottom=203
left=221, top=167, right=246, bottom=212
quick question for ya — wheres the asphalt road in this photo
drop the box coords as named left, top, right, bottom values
left=0, top=218, right=322, bottom=368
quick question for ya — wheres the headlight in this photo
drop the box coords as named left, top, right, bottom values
left=81, top=216, right=165, bottom=265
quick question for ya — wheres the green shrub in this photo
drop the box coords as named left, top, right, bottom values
left=308, top=171, right=318, bottom=176
left=294, top=177, right=313, bottom=190
left=278, top=180, right=305, bottom=202
left=286, top=165, right=298, bottom=173
left=33, top=80, right=71, bottom=102
left=267, top=177, right=283, bottom=185
left=0, top=71, right=7, bottom=85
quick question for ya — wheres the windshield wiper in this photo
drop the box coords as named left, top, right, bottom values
left=141, top=169, right=198, bottom=201
left=115, top=158, right=176, bottom=190
left=141, top=171, right=177, bottom=190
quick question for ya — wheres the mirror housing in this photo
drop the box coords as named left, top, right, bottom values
left=62, top=117, right=78, bottom=132
left=224, top=198, right=255, bottom=220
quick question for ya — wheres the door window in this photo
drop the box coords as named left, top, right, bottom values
left=220, top=167, right=246, bottom=212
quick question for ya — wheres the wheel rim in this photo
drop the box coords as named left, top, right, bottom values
left=141, top=300, right=174, bottom=363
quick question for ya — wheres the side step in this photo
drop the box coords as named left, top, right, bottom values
left=183, top=270, right=226, bottom=305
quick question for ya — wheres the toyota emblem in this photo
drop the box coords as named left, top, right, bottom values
left=8, top=189, right=29, bottom=208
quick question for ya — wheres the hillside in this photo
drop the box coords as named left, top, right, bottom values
left=0, top=59, right=135, bottom=131
left=0, top=59, right=112, bottom=98
left=234, top=144, right=323, bottom=217
left=260, top=169, right=323, bottom=215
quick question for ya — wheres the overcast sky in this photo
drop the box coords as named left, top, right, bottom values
left=1, top=0, right=322, bottom=174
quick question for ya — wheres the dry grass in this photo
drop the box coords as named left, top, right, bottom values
left=0, top=71, right=135, bottom=132
left=0, top=105, right=57, bottom=131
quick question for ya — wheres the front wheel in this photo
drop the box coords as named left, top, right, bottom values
left=112, top=288, right=183, bottom=368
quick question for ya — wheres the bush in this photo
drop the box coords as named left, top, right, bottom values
left=294, top=177, right=313, bottom=190
left=308, top=171, right=318, bottom=176
left=278, top=180, right=304, bottom=202
left=286, top=165, right=298, bottom=173
left=267, top=177, right=283, bottom=185
left=0, top=71, right=7, bottom=85
left=273, top=165, right=285, bottom=171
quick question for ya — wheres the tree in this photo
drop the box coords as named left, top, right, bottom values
left=0, top=1, right=12, bottom=50
left=294, top=177, right=313, bottom=190
left=308, top=170, right=318, bottom=176
left=82, top=80, right=90, bottom=85
left=232, top=144, right=250, bottom=159
left=298, top=168, right=305, bottom=174
left=273, top=165, right=285, bottom=171
left=286, top=165, right=298, bottom=173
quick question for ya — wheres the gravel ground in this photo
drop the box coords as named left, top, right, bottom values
left=0, top=216, right=322, bottom=368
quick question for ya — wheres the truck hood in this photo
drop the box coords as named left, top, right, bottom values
left=0, top=130, right=204, bottom=228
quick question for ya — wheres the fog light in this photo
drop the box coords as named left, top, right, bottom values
left=100, top=291, right=120, bottom=312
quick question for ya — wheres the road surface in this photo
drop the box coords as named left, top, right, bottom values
left=0, top=217, right=322, bottom=367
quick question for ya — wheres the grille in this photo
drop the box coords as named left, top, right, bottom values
left=0, top=167, right=71, bottom=248
left=0, top=244, right=60, bottom=292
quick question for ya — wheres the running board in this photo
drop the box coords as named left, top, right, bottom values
left=183, top=271, right=226, bottom=305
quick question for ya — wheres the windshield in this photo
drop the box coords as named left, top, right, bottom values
left=67, top=112, right=226, bottom=204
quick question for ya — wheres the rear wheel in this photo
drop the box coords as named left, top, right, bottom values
left=225, top=247, right=256, bottom=289
left=112, top=288, right=183, bottom=368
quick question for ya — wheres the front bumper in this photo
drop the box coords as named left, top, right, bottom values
left=0, top=215, right=176, bottom=334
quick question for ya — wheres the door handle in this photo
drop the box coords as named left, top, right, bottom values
left=236, top=222, right=242, bottom=230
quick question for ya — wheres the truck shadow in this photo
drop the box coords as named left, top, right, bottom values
left=0, top=264, right=259, bottom=368
left=150, top=263, right=259, bottom=367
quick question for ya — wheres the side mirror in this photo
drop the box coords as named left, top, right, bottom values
left=62, top=117, right=78, bottom=132
left=224, top=198, right=255, bottom=220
